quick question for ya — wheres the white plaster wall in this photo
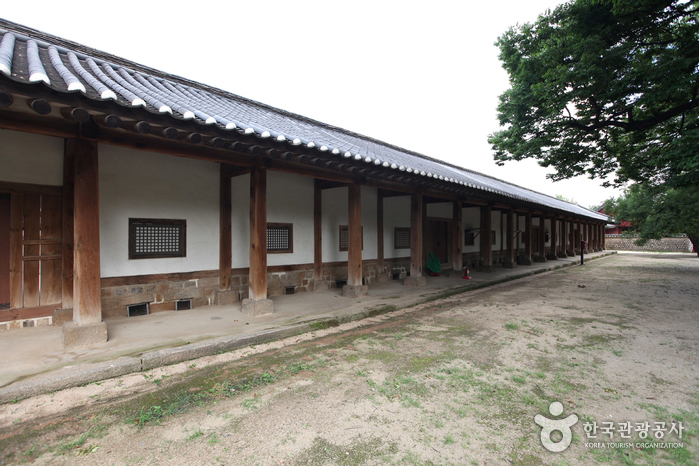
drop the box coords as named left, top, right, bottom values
left=426, top=202, right=452, bottom=219
left=492, top=211, right=502, bottom=250
left=267, top=171, right=314, bottom=267
left=321, top=185, right=377, bottom=263
left=99, top=145, right=219, bottom=277
left=463, top=207, right=481, bottom=253
left=383, top=195, right=411, bottom=259
left=231, top=174, right=250, bottom=269
left=0, top=129, right=63, bottom=186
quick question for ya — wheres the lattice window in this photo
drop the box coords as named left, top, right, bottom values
left=129, top=219, right=186, bottom=259
left=394, top=227, right=410, bottom=249
left=339, top=225, right=363, bottom=252
left=267, top=223, right=293, bottom=253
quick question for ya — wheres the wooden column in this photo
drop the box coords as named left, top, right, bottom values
left=314, top=179, right=323, bottom=283
left=521, top=212, right=533, bottom=265
left=480, top=205, right=494, bottom=271
left=405, top=192, right=426, bottom=287
left=61, top=148, right=75, bottom=309
left=219, top=165, right=232, bottom=292
left=504, top=209, right=516, bottom=268
left=549, top=216, right=558, bottom=259
left=534, top=214, right=547, bottom=262
left=72, top=139, right=102, bottom=326
left=561, top=218, right=569, bottom=257
left=452, top=201, right=463, bottom=274
left=242, top=166, right=274, bottom=314
left=61, top=138, right=107, bottom=348
left=377, top=191, right=384, bottom=278
left=575, top=220, right=582, bottom=253
left=584, top=223, right=590, bottom=253
left=343, top=183, right=368, bottom=296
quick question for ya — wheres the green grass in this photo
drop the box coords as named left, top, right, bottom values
left=505, top=322, right=520, bottom=331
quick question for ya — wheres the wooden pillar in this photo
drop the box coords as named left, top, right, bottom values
left=504, top=209, right=516, bottom=268
left=377, top=191, right=385, bottom=279
left=575, top=220, right=582, bottom=253
left=242, top=166, right=274, bottom=314
left=520, top=211, right=533, bottom=265
left=602, top=223, right=606, bottom=250
left=480, top=205, right=494, bottom=271
left=534, top=214, right=547, bottom=262
left=314, top=179, right=323, bottom=284
left=219, top=165, right=232, bottom=292
left=405, top=193, right=426, bottom=287
left=549, top=216, right=558, bottom=259
left=560, top=218, right=568, bottom=257
left=452, top=201, right=463, bottom=274
left=584, top=223, right=590, bottom=253
left=343, top=183, right=368, bottom=296
left=63, top=138, right=107, bottom=348
left=8, top=194, right=22, bottom=309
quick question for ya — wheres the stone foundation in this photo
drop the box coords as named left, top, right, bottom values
left=0, top=316, right=52, bottom=331
left=63, top=321, right=108, bottom=348
left=605, top=235, right=694, bottom=252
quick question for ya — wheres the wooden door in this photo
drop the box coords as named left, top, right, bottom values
left=532, top=226, right=540, bottom=255
left=0, top=194, right=10, bottom=310
left=12, top=193, right=63, bottom=311
left=430, top=220, right=449, bottom=264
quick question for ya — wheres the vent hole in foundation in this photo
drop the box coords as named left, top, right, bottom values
left=127, top=303, right=149, bottom=317
left=335, top=280, right=347, bottom=288
left=176, top=299, right=192, bottom=311
left=284, top=286, right=296, bottom=295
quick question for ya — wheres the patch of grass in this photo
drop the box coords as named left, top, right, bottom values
left=310, top=321, right=329, bottom=331
left=512, top=375, right=527, bottom=384
left=505, top=322, right=520, bottom=331
left=292, top=435, right=398, bottom=465
left=186, top=428, right=204, bottom=441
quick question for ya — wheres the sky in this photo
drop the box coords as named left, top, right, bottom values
left=2, top=0, right=623, bottom=209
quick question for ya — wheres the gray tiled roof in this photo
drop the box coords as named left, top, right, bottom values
left=0, top=20, right=608, bottom=222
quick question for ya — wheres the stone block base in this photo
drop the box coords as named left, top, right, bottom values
left=479, top=265, right=495, bottom=273
left=533, top=255, right=547, bottom=263
left=342, top=285, right=368, bottom=298
left=404, top=276, right=427, bottom=287
left=558, top=252, right=568, bottom=258
left=567, top=250, right=576, bottom=257
left=547, top=253, right=558, bottom=260
left=53, top=308, right=73, bottom=326
left=241, top=299, right=274, bottom=316
left=63, top=321, right=108, bottom=349
left=517, top=257, right=533, bottom=266
left=502, top=260, right=517, bottom=269
left=312, top=280, right=331, bottom=292
left=217, top=290, right=240, bottom=306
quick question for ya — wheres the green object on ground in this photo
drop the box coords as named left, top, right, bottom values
left=428, top=253, right=441, bottom=275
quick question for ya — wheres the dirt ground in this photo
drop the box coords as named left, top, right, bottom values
left=1, top=252, right=697, bottom=466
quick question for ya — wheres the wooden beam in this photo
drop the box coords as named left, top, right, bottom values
left=410, top=193, right=423, bottom=278
left=62, top=145, right=75, bottom=309
left=347, top=183, right=363, bottom=287
left=452, top=201, right=463, bottom=272
left=70, top=138, right=102, bottom=326
left=314, top=179, right=323, bottom=282
left=219, top=164, right=232, bottom=291
left=248, top=166, right=268, bottom=301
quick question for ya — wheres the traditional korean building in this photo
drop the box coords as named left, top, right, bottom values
left=0, top=19, right=609, bottom=347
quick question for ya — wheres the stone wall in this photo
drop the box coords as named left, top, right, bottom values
left=605, top=235, right=693, bottom=252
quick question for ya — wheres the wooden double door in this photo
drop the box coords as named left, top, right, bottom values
left=0, top=190, right=63, bottom=318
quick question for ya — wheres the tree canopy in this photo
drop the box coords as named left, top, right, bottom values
left=489, top=0, right=699, bottom=189
left=603, top=184, right=699, bottom=254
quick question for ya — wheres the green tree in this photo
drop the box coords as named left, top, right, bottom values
left=605, top=185, right=699, bottom=254
left=489, top=0, right=699, bottom=189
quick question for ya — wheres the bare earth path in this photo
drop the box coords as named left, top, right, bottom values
left=1, top=252, right=697, bottom=465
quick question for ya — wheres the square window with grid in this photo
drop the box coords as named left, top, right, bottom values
left=267, top=223, right=293, bottom=253
left=129, top=219, right=186, bottom=259
left=339, top=225, right=363, bottom=252
left=394, top=227, right=410, bottom=249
